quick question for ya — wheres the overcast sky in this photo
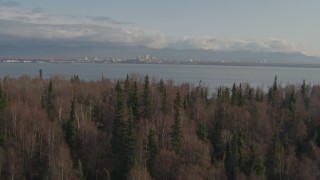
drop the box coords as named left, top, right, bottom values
left=0, top=0, right=319, bottom=56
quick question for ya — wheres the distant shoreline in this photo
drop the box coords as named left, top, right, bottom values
left=1, top=59, right=320, bottom=69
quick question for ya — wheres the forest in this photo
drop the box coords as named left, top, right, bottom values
left=0, top=74, right=320, bottom=180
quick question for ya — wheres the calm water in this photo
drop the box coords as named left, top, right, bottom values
left=1, top=63, right=320, bottom=90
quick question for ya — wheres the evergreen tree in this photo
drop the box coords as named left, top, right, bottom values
left=142, top=75, right=152, bottom=119
left=300, top=79, right=310, bottom=109
left=282, top=133, right=290, bottom=154
left=237, top=131, right=245, bottom=173
left=237, top=83, right=244, bottom=106
left=0, top=85, right=7, bottom=145
left=145, top=129, right=158, bottom=178
left=111, top=81, right=127, bottom=179
left=45, top=79, right=56, bottom=121
left=131, top=81, right=141, bottom=122
left=224, top=140, right=238, bottom=180
left=78, top=160, right=85, bottom=180
left=255, top=157, right=266, bottom=176
left=39, top=69, right=43, bottom=79
left=231, top=83, right=237, bottom=105
left=126, top=108, right=137, bottom=171
left=158, top=79, right=168, bottom=114
left=197, top=121, right=209, bottom=143
left=273, top=75, right=278, bottom=91
left=171, top=91, right=184, bottom=154
left=0, top=85, right=7, bottom=111
left=255, top=87, right=264, bottom=102
left=64, top=95, right=78, bottom=151
left=265, top=133, right=281, bottom=180
left=316, top=125, right=320, bottom=147
left=124, top=74, right=131, bottom=93
left=268, top=75, right=278, bottom=106
left=111, top=81, right=134, bottom=179
left=223, top=87, right=231, bottom=103
left=124, top=74, right=131, bottom=105
left=210, top=106, right=225, bottom=162
left=225, top=132, right=245, bottom=180
left=300, top=79, right=306, bottom=96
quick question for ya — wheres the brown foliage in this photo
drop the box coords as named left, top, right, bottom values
left=0, top=75, right=319, bottom=179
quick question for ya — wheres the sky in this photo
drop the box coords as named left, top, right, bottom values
left=0, top=0, right=319, bottom=56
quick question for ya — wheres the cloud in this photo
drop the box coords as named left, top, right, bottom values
left=0, top=6, right=168, bottom=48
left=0, top=6, right=306, bottom=54
left=88, top=16, right=132, bottom=25
left=173, top=37, right=304, bottom=53
left=0, top=0, right=19, bottom=7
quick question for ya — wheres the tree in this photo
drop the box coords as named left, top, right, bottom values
left=268, top=75, right=278, bottom=106
left=78, top=160, right=85, bottom=180
left=224, top=140, right=238, bottom=180
left=44, top=79, right=55, bottom=121
left=158, top=79, right=168, bottom=114
left=237, top=83, right=244, bottom=106
left=243, top=144, right=256, bottom=177
left=171, top=91, right=184, bottom=154
left=142, top=75, right=152, bottom=119
left=0, top=85, right=7, bottom=111
left=231, top=83, right=237, bottom=105
left=255, top=157, right=266, bottom=176
left=145, top=129, right=158, bottom=178
left=237, top=131, right=245, bottom=174
left=111, top=81, right=134, bottom=179
left=124, top=74, right=131, bottom=95
left=64, top=94, right=78, bottom=151
left=0, top=85, right=7, bottom=145
left=265, top=133, right=281, bottom=180
left=39, top=69, right=43, bottom=79
left=210, top=106, right=225, bottom=162
left=197, top=121, right=209, bottom=143
left=126, top=108, right=137, bottom=171
left=300, top=79, right=307, bottom=96
left=317, top=125, right=320, bottom=147
left=131, top=81, right=141, bottom=122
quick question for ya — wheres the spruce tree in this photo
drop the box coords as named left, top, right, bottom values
left=197, top=121, right=209, bottom=143
left=64, top=95, right=78, bottom=151
left=158, top=79, right=168, bottom=114
left=171, top=91, right=184, bottom=154
left=0, top=85, right=7, bottom=111
left=300, top=79, right=306, bottom=96
left=237, top=83, right=244, bottom=106
left=210, top=106, right=225, bottom=162
left=243, top=144, right=256, bottom=177
left=237, top=131, right=245, bottom=173
left=268, top=75, right=278, bottom=106
left=126, top=108, right=137, bottom=171
left=224, top=140, right=238, bottom=180
left=131, top=81, right=141, bottom=122
left=231, top=83, right=237, bottom=105
left=0, top=85, right=7, bottom=145
left=111, top=81, right=131, bottom=179
left=265, top=133, right=281, bottom=180
left=316, top=125, right=320, bottom=147
left=45, top=79, right=56, bottom=121
left=255, top=157, right=266, bottom=176
left=39, top=69, right=43, bottom=79
left=142, top=75, right=152, bottom=119
left=146, top=129, right=158, bottom=178
left=124, top=74, right=131, bottom=106
left=78, top=160, right=85, bottom=180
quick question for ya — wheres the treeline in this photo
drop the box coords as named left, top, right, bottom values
left=0, top=74, right=320, bottom=179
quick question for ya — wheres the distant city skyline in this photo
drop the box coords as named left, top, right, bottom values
left=0, top=0, right=319, bottom=57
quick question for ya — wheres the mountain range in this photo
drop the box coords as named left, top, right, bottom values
left=1, top=44, right=320, bottom=64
